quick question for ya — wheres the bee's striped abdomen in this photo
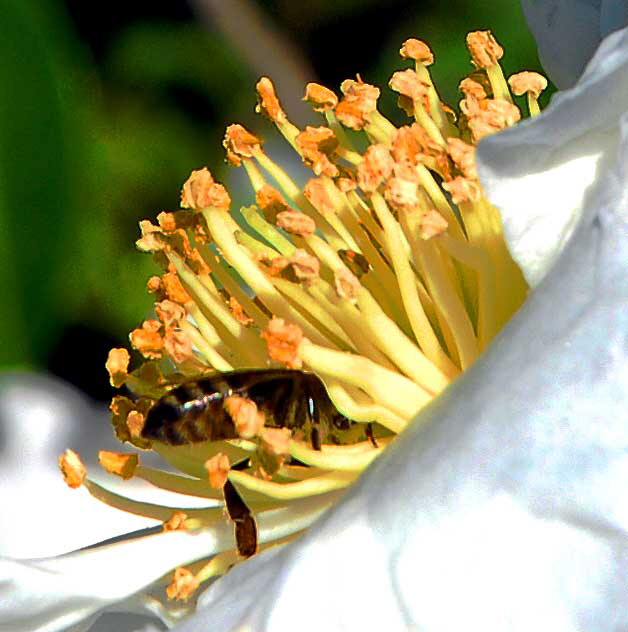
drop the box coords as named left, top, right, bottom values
left=141, top=379, right=238, bottom=445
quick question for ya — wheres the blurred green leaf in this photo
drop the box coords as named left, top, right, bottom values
left=0, top=0, right=91, bottom=367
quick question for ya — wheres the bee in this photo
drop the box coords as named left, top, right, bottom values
left=141, top=369, right=375, bottom=558
left=141, top=368, right=365, bottom=451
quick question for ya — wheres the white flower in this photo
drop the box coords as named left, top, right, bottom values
left=173, top=25, right=628, bottom=632
left=5, top=20, right=628, bottom=632
left=521, top=0, right=628, bottom=87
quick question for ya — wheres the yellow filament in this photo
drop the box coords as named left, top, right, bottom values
left=228, top=468, right=358, bottom=500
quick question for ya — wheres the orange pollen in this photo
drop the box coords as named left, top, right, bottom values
left=130, top=320, right=164, bottom=359
left=261, top=317, right=303, bottom=368
left=166, top=567, right=200, bottom=601
left=276, top=209, right=316, bottom=237
left=334, top=267, right=360, bottom=301
left=223, top=124, right=263, bottom=162
left=508, top=71, right=548, bottom=98
left=303, top=82, right=339, bottom=111
left=255, top=184, right=291, bottom=222
left=58, top=449, right=86, bottom=489
left=106, top=348, right=130, bottom=388
left=442, top=176, right=482, bottom=204
left=357, top=144, right=394, bottom=193
left=303, top=176, right=338, bottom=215
left=389, top=69, right=430, bottom=103
left=228, top=296, right=254, bottom=326
left=98, top=451, right=139, bottom=480
left=400, top=38, right=434, bottom=65
left=466, top=30, right=504, bottom=68
left=419, top=209, right=449, bottom=239
left=180, top=167, right=231, bottom=212
left=163, top=511, right=189, bottom=532
left=204, top=452, right=231, bottom=490
left=256, top=77, right=287, bottom=124
left=287, top=249, right=320, bottom=285
left=446, top=137, right=477, bottom=179
left=295, top=126, right=339, bottom=177
left=224, top=396, right=265, bottom=439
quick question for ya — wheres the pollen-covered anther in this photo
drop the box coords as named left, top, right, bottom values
left=126, top=410, right=146, bottom=439
left=180, top=167, right=231, bottom=212
left=508, top=71, right=548, bottom=99
left=106, top=348, right=130, bottom=388
left=459, top=77, right=488, bottom=100
left=204, top=453, right=231, bottom=490
left=255, top=184, right=291, bottom=222
left=225, top=396, right=265, bottom=439
left=442, top=176, right=482, bottom=204
left=58, top=449, right=86, bottom=489
left=384, top=175, right=420, bottom=213
left=276, top=209, right=316, bottom=237
left=260, top=427, right=291, bottom=457
left=255, top=77, right=287, bottom=124
left=163, top=511, right=189, bottom=532
left=287, top=249, right=320, bottom=285
left=467, top=99, right=521, bottom=142
left=163, top=327, right=195, bottom=366
left=303, top=83, right=338, bottom=112
left=357, top=144, right=394, bottom=193
left=392, top=124, right=444, bottom=167
left=261, top=317, right=303, bottom=369
left=157, top=212, right=177, bottom=233
left=419, top=209, right=448, bottom=239
left=466, top=30, right=504, bottom=68
left=334, top=267, right=361, bottom=301
left=228, top=297, right=254, bottom=325
left=256, top=253, right=290, bottom=278
left=335, top=78, right=380, bottom=130
left=98, top=451, right=139, bottom=480
left=303, top=177, right=336, bottom=215
left=147, top=275, right=163, bottom=296
left=130, top=320, right=164, bottom=359
left=389, top=69, right=430, bottom=104
left=161, top=268, right=192, bottom=304
left=223, top=124, right=263, bottom=166
left=136, top=220, right=167, bottom=253
left=166, top=567, right=200, bottom=601
left=400, top=38, right=434, bottom=65
left=155, top=299, right=187, bottom=329
left=295, top=126, right=339, bottom=177
left=446, top=137, right=477, bottom=179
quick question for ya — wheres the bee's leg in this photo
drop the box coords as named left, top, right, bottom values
left=223, top=477, right=257, bottom=558
left=307, top=395, right=322, bottom=451
left=365, top=422, right=378, bottom=448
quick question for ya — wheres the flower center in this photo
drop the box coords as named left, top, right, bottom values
left=61, top=30, right=546, bottom=603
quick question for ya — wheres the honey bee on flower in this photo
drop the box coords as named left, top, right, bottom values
left=61, top=30, right=545, bottom=602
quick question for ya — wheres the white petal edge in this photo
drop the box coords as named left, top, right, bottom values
left=476, top=25, right=628, bottom=287
left=0, top=489, right=339, bottom=632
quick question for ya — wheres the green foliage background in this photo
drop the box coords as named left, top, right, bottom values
left=0, top=0, right=543, bottom=394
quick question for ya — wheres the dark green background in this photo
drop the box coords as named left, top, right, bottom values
left=0, top=0, right=543, bottom=400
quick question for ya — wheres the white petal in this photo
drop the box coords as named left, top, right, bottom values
left=521, top=0, right=604, bottom=88
left=0, top=525, right=233, bottom=632
left=476, top=26, right=628, bottom=287
left=174, top=88, right=628, bottom=632
left=0, top=373, right=213, bottom=559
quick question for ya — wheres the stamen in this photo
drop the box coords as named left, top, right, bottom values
left=87, top=29, right=541, bottom=598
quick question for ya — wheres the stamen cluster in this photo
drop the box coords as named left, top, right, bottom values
left=61, top=31, right=544, bottom=602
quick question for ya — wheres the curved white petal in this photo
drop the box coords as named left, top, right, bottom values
left=476, top=25, right=628, bottom=287
left=173, top=75, right=628, bottom=632
left=521, top=0, right=628, bottom=87
left=521, top=0, right=605, bottom=88
left=0, top=525, right=234, bottom=632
